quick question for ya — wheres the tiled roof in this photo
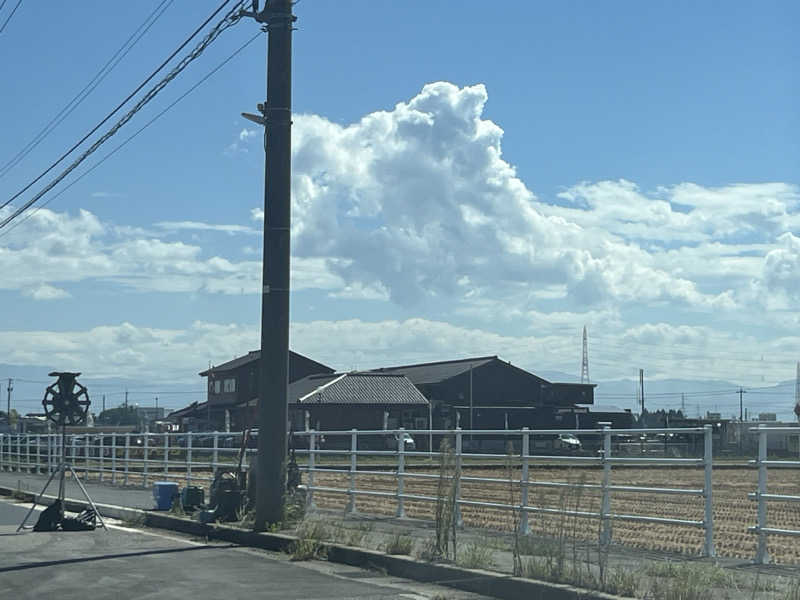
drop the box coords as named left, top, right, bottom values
left=368, top=356, right=497, bottom=385
left=290, top=373, right=429, bottom=406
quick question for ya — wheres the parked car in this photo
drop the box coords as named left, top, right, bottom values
left=385, top=432, right=416, bottom=451
left=555, top=433, right=582, bottom=452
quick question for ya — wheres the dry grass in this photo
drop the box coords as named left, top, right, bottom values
left=306, top=465, right=800, bottom=564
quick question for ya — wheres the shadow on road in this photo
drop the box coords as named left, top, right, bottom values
left=0, top=543, right=237, bottom=573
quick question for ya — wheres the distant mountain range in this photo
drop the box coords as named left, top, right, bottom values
left=0, top=364, right=205, bottom=417
left=2, top=363, right=797, bottom=422
left=537, top=370, right=797, bottom=421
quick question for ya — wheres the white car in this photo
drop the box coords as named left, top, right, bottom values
left=385, top=432, right=416, bottom=451
left=556, top=433, right=582, bottom=452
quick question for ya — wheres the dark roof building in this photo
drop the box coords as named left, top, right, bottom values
left=200, top=349, right=335, bottom=409
left=370, top=355, right=595, bottom=431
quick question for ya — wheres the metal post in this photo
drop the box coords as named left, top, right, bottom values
left=212, top=432, right=219, bottom=471
left=186, top=433, right=193, bottom=486
left=600, top=423, right=612, bottom=546
left=454, top=428, right=463, bottom=528
left=756, top=425, right=769, bottom=564
left=703, top=424, right=715, bottom=557
left=396, top=427, right=405, bottom=518
left=124, top=433, right=130, bottom=486
left=164, top=432, right=169, bottom=476
left=1, top=434, right=4, bottom=470
left=143, top=432, right=149, bottom=488
left=519, top=427, right=530, bottom=534
left=26, top=433, right=31, bottom=473
left=111, top=433, right=117, bottom=484
left=306, top=430, right=316, bottom=509
left=98, top=433, right=104, bottom=482
left=347, top=429, right=357, bottom=513
left=84, top=434, right=89, bottom=479
left=254, top=0, right=296, bottom=532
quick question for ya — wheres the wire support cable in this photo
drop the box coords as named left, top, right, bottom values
left=0, top=0, right=246, bottom=231
left=0, top=0, right=22, bottom=35
left=0, top=30, right=260, bottom=240
left=0, top=0, right=241, bottom=217
left=0, top=0, right=174, bottom=179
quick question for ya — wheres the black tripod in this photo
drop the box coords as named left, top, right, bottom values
left=17, top=372, right=107, bottom=532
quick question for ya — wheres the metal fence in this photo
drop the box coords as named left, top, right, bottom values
left=292, top=424, right=716, bottom=558
left=1, top=426, right=715, bottom=557
left=0, top=431, right=254, bottom=488
left=748, top=424, right=800, bottom=564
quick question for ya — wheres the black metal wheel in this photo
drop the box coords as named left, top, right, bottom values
left=42, top=372, right=90, bottom=427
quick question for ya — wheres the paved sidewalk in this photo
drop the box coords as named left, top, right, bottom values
left=1, top=469, right=155, bottom=509
left=1, top=497, right=492, bottom=600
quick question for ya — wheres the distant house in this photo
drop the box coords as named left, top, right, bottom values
left=187, top=350, right=334, bottom=431
left=369, top=356, right=596, bottom=431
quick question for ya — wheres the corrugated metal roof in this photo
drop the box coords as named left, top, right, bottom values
left=369, top=356, right=497, bottom=385
left=291, top=373, right=429, bottom=406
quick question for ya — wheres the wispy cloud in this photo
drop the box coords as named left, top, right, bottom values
left=155, top=221, right=259, bottom=235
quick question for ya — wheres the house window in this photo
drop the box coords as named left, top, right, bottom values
left=214, top=381, right=221, bottom=394
left=223, top=378, right=236, bottom=393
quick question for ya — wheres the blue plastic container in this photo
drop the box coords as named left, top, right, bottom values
left=153, top=481, right=179, bottom=510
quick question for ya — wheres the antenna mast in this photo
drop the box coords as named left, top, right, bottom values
left=580, top=326, right=590, bottom=384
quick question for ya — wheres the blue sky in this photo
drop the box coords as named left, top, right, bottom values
left=0, top=1, right=798, bottom=416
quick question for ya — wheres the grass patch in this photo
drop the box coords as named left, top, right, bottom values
left=456, top=542, right=496, bottom=570
left=289, top=537, right=327, bottom=561
left=384, top=533, right=414, bottom=555
left=288, top=519, right=330, bottom=561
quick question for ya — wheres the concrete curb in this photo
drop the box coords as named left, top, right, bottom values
left=0, top=484, right=628, bottom=600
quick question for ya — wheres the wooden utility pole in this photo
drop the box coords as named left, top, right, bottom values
left=242, top=0, right=297, bottom=530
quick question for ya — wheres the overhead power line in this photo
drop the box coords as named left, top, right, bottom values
left=0, top=30, right=260, bottom=240
left=0, top=0, right=242, bottom=220
left=0, top=0, right=174, bottom=179
left=0, top=0, right=22, bottom=35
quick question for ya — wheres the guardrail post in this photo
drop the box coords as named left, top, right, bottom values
left=600, top=423, right=612, bottom=546
left=164, top=433, right=169, bottom=476
left=98, top=434, right=104, bottom=482
left=212, top=433, right=219, bottom=472
left=396, top=427, right=406, bottom=518
left=186, top=433, right=193, bottom=486
left=84, top=434, right=90, bottom=479
left=0, top=434, right=4, bottom=471
left=755, top=424, right=769, bottom=564
left=26, top=433, right=31, bottom=472
left=111, top=433, right=117, bottom=484
left=124, top=433, right=130, bottom=486
left=519, top=428, right=530, bottom=534
left=347, top=429, right=357, bottom=513
left=306, top=430, right=316, bottom=509
left=143, top=433, right=149, bottom=488
left=703, top=424, right=715, bottom=557
left=455, top=427, right=463, bottom=528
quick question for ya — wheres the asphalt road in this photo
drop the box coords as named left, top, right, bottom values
left=0, top=499, right=490, bottom=600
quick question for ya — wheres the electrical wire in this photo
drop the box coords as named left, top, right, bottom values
left=0, top=0, right=21, bottom=34
left=0, top=0, right=241, bottom=217
left=0, top=30, right=260, bottom=240
left=0, top=0, right=174, bottom=179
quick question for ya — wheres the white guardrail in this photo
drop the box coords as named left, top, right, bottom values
left=1, top=425, right=715, bottom=557
left=748, top=424, right=800, bottom=564
left=0, top=431, right=254, bottom=488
